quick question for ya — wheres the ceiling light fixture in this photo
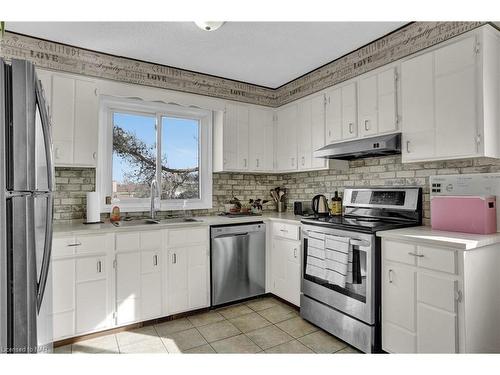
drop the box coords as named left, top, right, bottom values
left=194, top=22, right=225, bottom=32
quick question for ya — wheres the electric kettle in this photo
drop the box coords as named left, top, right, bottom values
left=312, top=195, right=329, bottom=217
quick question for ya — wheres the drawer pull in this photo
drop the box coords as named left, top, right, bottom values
left=388, top=269, right=394, bottom=283
left=153, top=255, right=158, bottom=266
left=97, top=260, right=102, bottom=273
left=173, top=253, right=177, bottom=264
left=408, top=252, right=424, bottom=258
left=280, top=229, right=289, bottom=233
left=67, top=242, right=82, bottom=247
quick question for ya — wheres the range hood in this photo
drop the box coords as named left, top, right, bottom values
left=314, top=133, right=401, bottom=160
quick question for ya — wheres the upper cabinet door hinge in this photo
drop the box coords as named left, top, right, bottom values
left=474, top=40, right=481, bottom=55
left=323, top=94, right=328, bottom=106
left=394, top=71, right=399, bottom=83
left=113, top=259, right=117, bottom=269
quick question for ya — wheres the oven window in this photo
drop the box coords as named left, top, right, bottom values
left=303, top=238, right=367, bottom=303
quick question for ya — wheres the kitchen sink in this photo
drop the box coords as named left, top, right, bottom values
left=111, top=217, right=201, bottom=227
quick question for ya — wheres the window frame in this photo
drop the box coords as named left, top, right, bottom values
left=98, top=96, right=213, bottom=213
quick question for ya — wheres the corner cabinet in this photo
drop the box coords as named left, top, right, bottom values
left=381, top=236, right=500, bottom=353
left=401, top=26, right=500, bottom=162
left=36, top=69, right=99, bottom=167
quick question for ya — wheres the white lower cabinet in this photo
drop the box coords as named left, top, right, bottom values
left=51, top=233, right=114, bottom=341
left=382, top=239, right=461, bottom=353
left=164, top=227, right=210, bottom=315
left=270, top=222, right=301, bottom=306
left=115, top=251, right=141, bottom=325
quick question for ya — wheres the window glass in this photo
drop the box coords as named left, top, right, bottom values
left=112, top=112, right=156, bottom=199
left=160, top=116, right=200, bottom=200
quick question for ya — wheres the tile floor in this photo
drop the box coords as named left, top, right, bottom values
left=54, top=296, right=361, bottom=354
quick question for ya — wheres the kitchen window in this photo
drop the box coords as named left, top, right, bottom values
left=98, top=97, right=212, bottom=212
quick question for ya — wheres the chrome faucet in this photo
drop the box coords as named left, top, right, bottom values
left=150, top=179, right=159, bottom=221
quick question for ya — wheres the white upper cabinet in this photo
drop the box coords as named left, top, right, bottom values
left=325, top=87, right=342, bottom=143
left=275, top=104, right=298, bottom=172
left=311, top=94, right=328, bottom=169
left=358, top=66, right=399, bottom=138
left=249, top=107, right=274, bottom=171
left=214, top=102, right=274, bottom=173
left=341, top=83, right=358, bottom=140
left=401, top=26, right=500, bottom=162
left=297, top=99, right=313, bottom=169
left=38, top=70, right=99, bottom=167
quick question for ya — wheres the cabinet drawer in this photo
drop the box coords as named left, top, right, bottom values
left=140, top=230, right=163, bottom=250
left=76, top=234, right=113, bottom=254
left=383, top=240, right=417, bottom=265
left=167, top=227, right=207, bottom=247
left=273, top=222, right=300, bottom=241
left=76, top=256, right=107, bottom=282
left=417, top=273, right=457, bottom=312
left=52, top=236, right=76, bottom=257
left=417, top=245, right=456, bottom=274
left=116, top=232, right=140, bottom=252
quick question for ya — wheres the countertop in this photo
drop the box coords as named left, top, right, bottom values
left=377, top=226, right=500, bottom=250
left=53, top=212, right=303, bottom=237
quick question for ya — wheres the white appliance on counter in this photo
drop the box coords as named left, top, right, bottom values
left=430, top=173, right=500, bottom=232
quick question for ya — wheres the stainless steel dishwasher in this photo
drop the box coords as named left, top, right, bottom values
left=210, top=222, right=266, bottom=306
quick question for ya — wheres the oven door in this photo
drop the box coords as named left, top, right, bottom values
left=301, top=225, right=376, bottom=325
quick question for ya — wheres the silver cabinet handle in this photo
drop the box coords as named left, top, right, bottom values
left=408, top=252, right=424, bottom=258
left=280, top=229, right=289, bottom=233
left=243, top=158, right=247, bottom=168
left=67, top=242, right=82, bottom=247
left=349, top=122, right=353, bottom=134
left=364, top=119, right=370, bottom=131
left=388, top=269, right=394, bottom=283
left=256, top=159, right=259, bottom=168
left=406, top=140, right=410, bottom=153
left=328, top=130, right=332, bottom=137
left=173, top=253, right=177, bottom=264
left=153, top=254, right=158, bottom=266
left=97, top=260, right=102, bottom=273
left=92, top=152, right=97, bottom=160
left=55, top=147, right=60, bottom=160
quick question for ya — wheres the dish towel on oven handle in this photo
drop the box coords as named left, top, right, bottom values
left=305, top=231, right=326, bottom=280
left=323, top=235, right=362, bottom=288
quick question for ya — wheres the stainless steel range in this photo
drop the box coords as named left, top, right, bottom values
left=300, top=187, right=422, bottom=353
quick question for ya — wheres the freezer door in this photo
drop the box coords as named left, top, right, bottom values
left=0, top=58, right=9, bottom=352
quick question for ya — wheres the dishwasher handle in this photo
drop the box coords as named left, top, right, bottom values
left=213, top=232, right=249, bottom=239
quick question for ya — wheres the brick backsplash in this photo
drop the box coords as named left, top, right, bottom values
left=54, top=156, right=500, bottom=224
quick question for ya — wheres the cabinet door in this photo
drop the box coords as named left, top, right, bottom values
left=401, top=52, right=435, bottom=161
left=223, top=103, right=238, bottom=170
left=341, top=83, right=358, bottom=139
left=417, top=303, right=457, bottom=353
left=434, top=36, right=478, bottom=159
left=51, top=75, right=75, bottom=165
left=275, top=105, right=298, bottom=171
left=249, top=107, right=274, bottom=171
left=166, top=248, right=188, bottom=314
left=236, top=105, right=250, bottom=170
left=285, top=240, right=301, bottom=306
left=378, top=67, right=398, bottom=134
left=325, top=87, right=342, bottom=143
left=187, top=245, right=209, bottom=309
left=311, top=94, right=327, bottom=169
left=271, top=238, right=287, bottom=300
left=75, top=256, right=109, bottom=334
left=116, top=251, right=141, bottom=325
left=52, top=258, right=75, bottom=339
left=297, top=100, right=312, bottom=170
left=141, top=251, right=162, bottom=319
left=73, top=79, right=98, bottom=166
left=358, top=74, right=378, bottom=137
left=382, top=262, right=416, bottom=353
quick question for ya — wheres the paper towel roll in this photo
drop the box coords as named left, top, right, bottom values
left=86, top=192, right=101, bottom=223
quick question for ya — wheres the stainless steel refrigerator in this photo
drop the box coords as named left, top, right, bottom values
left=0, top=58, right=54, bottom=353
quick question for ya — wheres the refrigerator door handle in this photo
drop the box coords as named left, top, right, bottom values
left=36, top=193, right=53, bottom=312
left=35, top=77, right=54, bottom=192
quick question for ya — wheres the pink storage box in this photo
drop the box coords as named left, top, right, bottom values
left=431, top=195, right=497, bottom=234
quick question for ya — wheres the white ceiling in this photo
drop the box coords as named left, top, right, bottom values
left=6, top=22, right=406, bottom=88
